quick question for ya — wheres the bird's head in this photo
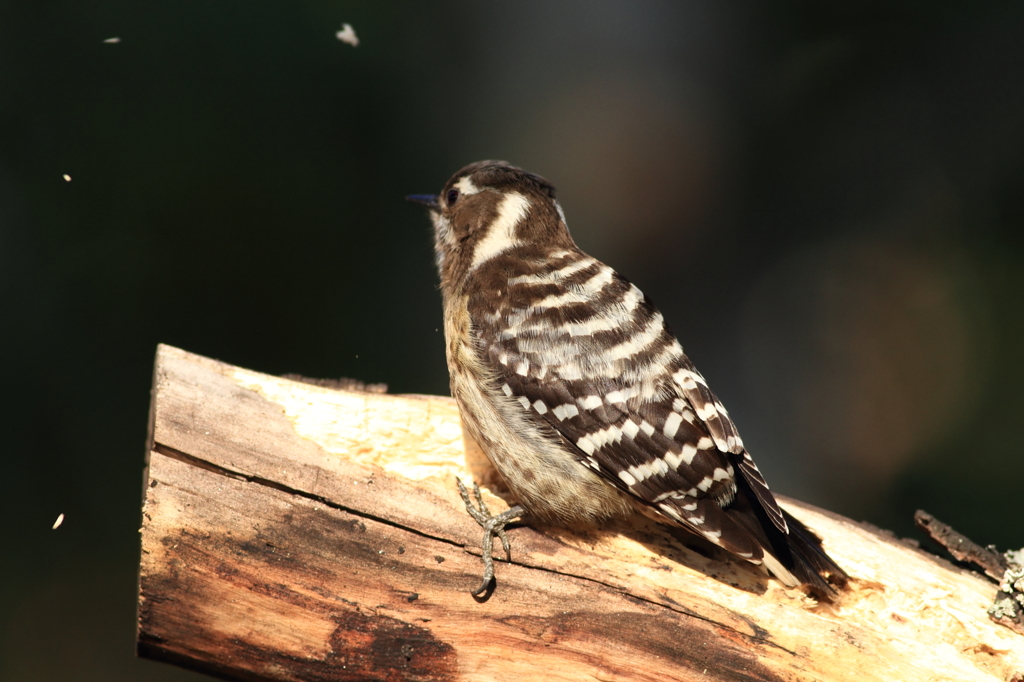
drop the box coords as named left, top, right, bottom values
left=409, top=161, right=575, bottom=289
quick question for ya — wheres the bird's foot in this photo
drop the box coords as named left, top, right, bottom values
left=456, top=478, right=524, bottom=596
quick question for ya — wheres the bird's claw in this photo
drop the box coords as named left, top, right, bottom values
left=456, top=478, right=524, bottom=596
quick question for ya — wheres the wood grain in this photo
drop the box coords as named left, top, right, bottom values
left=138, top=344, right=1024, bottom=681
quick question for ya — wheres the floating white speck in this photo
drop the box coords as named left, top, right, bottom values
left=103, top=37, right=121, bottom=44
left=62, top=174, right=72, bottom=182
left=336, top=23, right=359, bottom=47
left=52, top=513, right=65, bottom=529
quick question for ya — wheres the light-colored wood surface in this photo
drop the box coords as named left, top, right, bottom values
left=138, top=344, right=1024, bottom=682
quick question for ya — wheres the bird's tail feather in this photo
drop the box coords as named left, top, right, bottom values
left=774, top=508, right=848, bottom=599
left=730, top=469, right=848, bottom=600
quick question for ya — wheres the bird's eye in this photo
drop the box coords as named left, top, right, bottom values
left=446, top=188, right=460, bottom=206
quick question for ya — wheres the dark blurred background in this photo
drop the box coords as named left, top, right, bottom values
left=2, top=1, right=1023, bottom=679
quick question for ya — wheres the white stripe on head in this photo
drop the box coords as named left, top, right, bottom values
left=454, top=175, right=483, bottom=196
left=469, top=192, right=530, bottom=270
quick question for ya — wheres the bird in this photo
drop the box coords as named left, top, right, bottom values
left=408, top=160, right=847, bottom=599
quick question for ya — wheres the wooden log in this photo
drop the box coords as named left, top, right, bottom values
left=138, top=344, right=1024, bottom=682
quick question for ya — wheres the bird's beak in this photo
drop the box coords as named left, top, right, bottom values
left=406, top=194, right=440, bottom=212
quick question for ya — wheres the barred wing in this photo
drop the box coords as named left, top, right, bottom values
left=470, top=256, right=787, bottom=559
